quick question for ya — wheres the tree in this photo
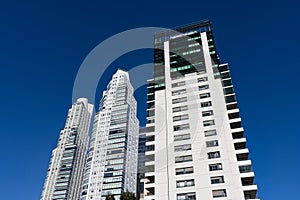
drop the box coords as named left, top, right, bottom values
left=105, top=195, right=115, bottom=200
left=120, top=191, right=136, bottom=200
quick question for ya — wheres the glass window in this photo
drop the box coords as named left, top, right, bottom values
left=144, top=165, right=154, bottom=173
left=146, top=145, right=155, bottom=151
left=199, top=84, right=209, bottom=91
left=202, top=110, right=213, bottom=117
left=172, top=89, right=187, bottom=96
left=173, top=97, right=187, bottom=104
left=174, top=133, right=191, bottom=141
left=176, top=179, right=195, bottom=188
left=203, top=120, right=215, bottom=127
left=175, top=167, right=194, bottom=175
left=224, top=87, right=234, bottom=95
left=172, top=81, right=186, bottom=88
left=200, top=93, right=210, bottom=99
left=173, top=114, right=189, bottom=122
left=175, top=155, right=193, bottom=163
left=208, top=151, right=221, bottom=159
left=173, top=105, right=188, bottom=113
left=212, top=189, right=227, bottom=198
left=226, top=95, right=236, bottom=103
left=239, top=165, right=252, bottom=173
left=146, top=135, right=155, bottom=142
left=201, top=101, right=212, bottom=107
left=146, top=154, right=155, bottom=162
left=177, top=192, right=196, bottom=200
left=206, top=140, right=219, bottom=147
left=210, top=176, right=225, bottom=184
left=205, top=130, right=217, bottom=137
left=174, top=144, right=192, bottom=152
left=198, top=77, right=208, bottom=82
left=223, top=79, right=232, bottom=87
left=174, top=124, right=190, bottom=131
left=209, top=163, right=223, bottom=171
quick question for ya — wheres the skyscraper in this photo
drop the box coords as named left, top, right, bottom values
left=41, top=98, right=93, bottom=200
left=143, top=21, right=259, bottom=199
left=80, top=69, right=139, bottom=200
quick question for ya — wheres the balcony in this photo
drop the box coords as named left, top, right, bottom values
left=241, top=176, right=254, bottom=186
left=227, top=108, right=239, bottom=114
left=229, top=117, right=242, bottom=124
left=234, top=140, right=247, bottom=150
left=232, top=127, right=244, bottom=139
left=144, top=175, right=155, bottom=184
left=225, top=94, right=237, bottom=103
left=243, top=185, right=258, bottom=200
left=238, top=160, right=252, bottom=166
left=239, top=164, right=253, bottom=174
left=240, top=172, right=255, bottom=178
left=145, top=161, right=155, bottom=166
left=233, top=137, right=246, bottom=144
left=236, top=152, right=249, bottom=161
left=226, top=103, right=238, bottom=110
left=144, top=187, right=155, bottom=196
left=228, top=111, right=240, bottom=120
left=145, top=154, right=155, bottom=162
left=230, top=121, right=242, bottom=130
left=243, top=184, right=258, bottom=191
left=236, top=148, right=249, bottom=155
left=144, top=165, right=155, bottom=173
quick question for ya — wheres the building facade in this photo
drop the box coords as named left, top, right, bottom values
left=80, top=69, right=139, bottom=200
left=143, top=21, right=259, bottom=200
left=136, top=127, right=154, bottom=200
left=41, top=98, right=93, bottom=200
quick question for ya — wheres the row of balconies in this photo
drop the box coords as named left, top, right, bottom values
left=226, top=101, right=259, bottom=199
left=220, top=66, right=259, bottom=200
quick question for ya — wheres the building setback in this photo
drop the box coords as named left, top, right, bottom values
left=40, top=98, right=93, bottom=200
left=143, top=21, right=259, bottom=200
left=80, top=69, right=139, bottom=200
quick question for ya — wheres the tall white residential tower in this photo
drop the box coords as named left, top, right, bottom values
left=80, top=69, right=139, bottom=200
left=143, top=21, right=259, bottom=200
left=41, top=98, right=93, bottom=200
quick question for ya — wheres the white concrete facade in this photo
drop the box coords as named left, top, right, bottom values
left=40, top=98, right=93, bottom=200
left=80, top=69, right=139, bottom=200
left=143, top=22, right=259, bottom=200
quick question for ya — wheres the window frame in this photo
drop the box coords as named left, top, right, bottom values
left=208, top=151, right=221, bottom=159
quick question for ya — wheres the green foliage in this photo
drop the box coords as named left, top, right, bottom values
left=120, top=191, right=136, bottom=200
left=105, top=195, right=115, bottom=200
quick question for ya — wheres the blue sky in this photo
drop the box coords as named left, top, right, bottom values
left=0, top=0, right=299, bottom=199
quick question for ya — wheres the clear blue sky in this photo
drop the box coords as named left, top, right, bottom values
left=0, top=0, right=299, bottom=199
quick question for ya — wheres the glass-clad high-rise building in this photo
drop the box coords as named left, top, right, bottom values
left=143, top=21, right=259, bottom=200
left=80, top=69, right=139, bottom=200
left=40, top=98, right=93, bottom=200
